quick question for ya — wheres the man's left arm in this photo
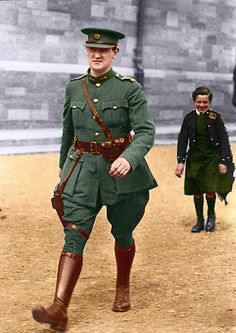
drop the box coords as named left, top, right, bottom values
left=121, top=81, right=156, bottom=170
left=216, top=115, right=233, bottom=166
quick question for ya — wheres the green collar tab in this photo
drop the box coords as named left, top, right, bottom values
left=87, top=68, right=115, bottom=84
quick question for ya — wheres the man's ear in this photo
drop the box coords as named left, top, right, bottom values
left=112, top=47, right=119, bottom=58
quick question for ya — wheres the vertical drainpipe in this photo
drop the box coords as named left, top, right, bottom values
left=133, top=0, right=145, bottom=87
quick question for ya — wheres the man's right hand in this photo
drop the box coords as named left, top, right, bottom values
left=175, top=163, right=184, bottom=178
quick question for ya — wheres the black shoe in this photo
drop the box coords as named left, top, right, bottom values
left=191, top=220, right=204, bottom=233
left=205, top=215, right=216, bottom=232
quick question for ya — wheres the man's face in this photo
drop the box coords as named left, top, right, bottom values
left=194, top=95, right=210, bottom=113
left=86, top=47, right=118, bottom=76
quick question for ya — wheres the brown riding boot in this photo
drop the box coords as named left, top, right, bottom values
left=32, top=252, right=83, bottom=331
left=112, top=242, right=135, bottom=312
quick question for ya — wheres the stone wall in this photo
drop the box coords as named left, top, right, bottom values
left=0, top=0, right=236, bottom=132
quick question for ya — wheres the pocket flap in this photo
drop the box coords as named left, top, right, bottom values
left=67, top=147, right=85, bottom=161
left=70, top=100, right=86, bottom=110
left=102, top=99, right=128, bottom=111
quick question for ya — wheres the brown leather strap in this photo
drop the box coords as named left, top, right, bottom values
left=82, top=77, right=113, bottom=140
left=74, top=134, right=132, bottom=155
left=86, top=41, right=117, bottom=46
left=65, top=222, right=90, bottom=240
left=58, top=150, right=84, bottom=195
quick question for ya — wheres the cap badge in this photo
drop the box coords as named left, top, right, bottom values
left=93, top=33, right=101, bottom=40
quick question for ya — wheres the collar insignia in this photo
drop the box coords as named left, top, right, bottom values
left=209, top=112, right=217, bottom=120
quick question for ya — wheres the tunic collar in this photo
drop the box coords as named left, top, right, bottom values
left=195, top=109, right=209, bottom=116
left=87, top=68, right=115, bottom=84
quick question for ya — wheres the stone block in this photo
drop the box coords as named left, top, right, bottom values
left=159, top=109, right=183, bottom=121
left=48, top=0, right=91, bottom=19
left=17, top=7, right=36, bottom=28
left=202, top=43, right=212, bottom=59
left=166, top=11, right=178, bottom=27
left=0, top=103, right=7, bottom=121
left=119, top=56, right=133, bottom=67
left=17, top=49, right=41, bottom=62
left=34, top=10, right=71, bottom=30
left=27, top=0, right=48, bottom=9
left=104, top=6, right=116, bottom=17
left=8, top=109, right=31, bottom=121
left=5, top=87, right=26, bottom=96
left=176, top=0, right=193, bottom=13
left=31, top=108, right=49, bottom=121
left=224, top=0, right=236, bottom=6
left=91, top=4, right=105, bottom=17
left=0, top=4, right=18, bottom=25
left=120, top=5, right=137, bottom=22
left=45, top=34, right=61, bottom=46
left=177, top=81, right=196, bottom=93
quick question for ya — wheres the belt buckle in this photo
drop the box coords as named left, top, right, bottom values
left=90, top=141, right=100, bottom=155
left=72, top=137, right=78, bottom=150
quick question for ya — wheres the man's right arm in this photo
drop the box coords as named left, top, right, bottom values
left=177, top=116, right=189, bottom=164
left=59, top=83, right=74, bottom=170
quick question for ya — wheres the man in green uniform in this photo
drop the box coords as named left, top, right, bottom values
left=32, top=27, right=157, bottom=331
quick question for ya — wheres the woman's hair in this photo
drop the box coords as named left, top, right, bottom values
left=192, top=86, right=213, bottom=102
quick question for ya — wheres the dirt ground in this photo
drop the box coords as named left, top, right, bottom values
left=0, top=145, right=236, bottom=333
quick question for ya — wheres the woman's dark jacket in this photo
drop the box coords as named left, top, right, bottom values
left=177, top=109, right=233, bottom=166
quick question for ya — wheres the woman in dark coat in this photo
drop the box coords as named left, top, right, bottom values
left=175, top=86, right=234, bottom=233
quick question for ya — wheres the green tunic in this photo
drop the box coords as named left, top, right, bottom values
left=185, top=112, right=232, bottom=195
left=59, top=69, right=157, bottom=208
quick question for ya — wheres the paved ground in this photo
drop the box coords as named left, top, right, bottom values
left=0, top=145, right=236, bottom=333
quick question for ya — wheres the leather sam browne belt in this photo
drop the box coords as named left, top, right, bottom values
left=72, top=133, right=132, bottom=161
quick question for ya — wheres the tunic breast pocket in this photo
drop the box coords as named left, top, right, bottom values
left=102, top=99, right=129, bottom=126
left=70, top=100, right=87, bottom=129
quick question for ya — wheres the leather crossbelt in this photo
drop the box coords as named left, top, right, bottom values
left=82, top=77, right=113, bottom=140
left=72, top=133, right=132, bottom=161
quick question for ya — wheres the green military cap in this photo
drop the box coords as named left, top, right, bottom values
left=81, top=27, right=125, bottom=48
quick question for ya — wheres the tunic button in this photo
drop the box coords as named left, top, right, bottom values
left=113, top=105, right=118, bottom=109
left=96, top=83, right=101, bottom=87
left=95, top=132, right=100, bottom=138
left=208, top=125, right=210, bottom=127
left=93, top=98, right=99, bottom=103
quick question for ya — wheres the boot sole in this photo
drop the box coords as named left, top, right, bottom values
left=32, top=306, right=67, bottom=332
left=206, top=228, right=215, bottom=232
left=112, top=304, right=131, bottom=312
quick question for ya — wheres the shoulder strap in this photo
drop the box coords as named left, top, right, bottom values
left=82, top=77, right=113, bottom=140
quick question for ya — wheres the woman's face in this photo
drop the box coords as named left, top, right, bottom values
left=194, top=95, right=210, bottom=113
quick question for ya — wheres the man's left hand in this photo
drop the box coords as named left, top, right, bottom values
left=109, top=157, right=131, bottom=177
